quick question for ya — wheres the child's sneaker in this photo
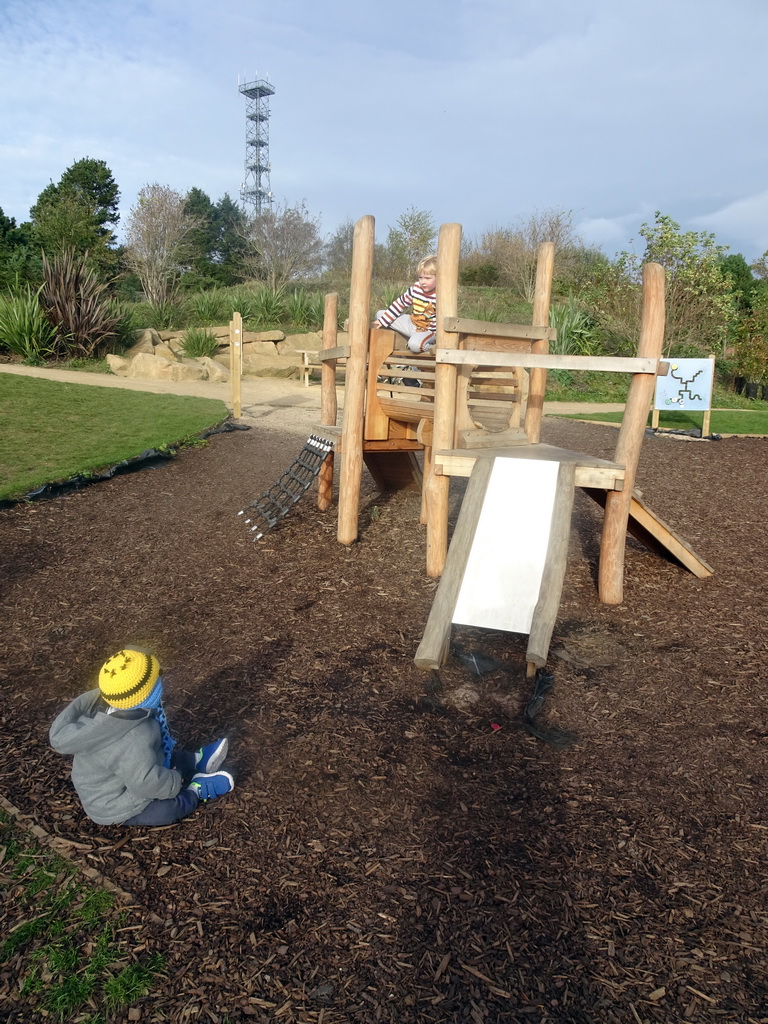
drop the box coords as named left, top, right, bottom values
left=188, top=771, right=234, bottom=802
left=194, top=738, right=228, bottom=774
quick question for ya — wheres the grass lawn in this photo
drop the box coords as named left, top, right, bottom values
left=1, top=809, right=164, bottom=1020
left=0, top=375, right=228, bottom=501
left=558, top=408, right=768, bottom=435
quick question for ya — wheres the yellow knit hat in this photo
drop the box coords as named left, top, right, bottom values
left=98, top=649, right=161, bottom=709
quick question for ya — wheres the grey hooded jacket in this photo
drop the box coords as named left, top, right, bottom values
left=49, top=688, right=182, bottom=825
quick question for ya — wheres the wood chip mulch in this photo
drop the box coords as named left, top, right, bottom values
left=1, top=417, right=766, bottom=1023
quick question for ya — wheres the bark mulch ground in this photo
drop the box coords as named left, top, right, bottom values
left=1, top=417, right=766, bottom=1023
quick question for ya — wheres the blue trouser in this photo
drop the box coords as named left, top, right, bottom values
left=123, top=749, right=199, bottom=827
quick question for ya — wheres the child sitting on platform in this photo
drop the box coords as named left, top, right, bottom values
left=50, top=648, right=233, bottom=827
left=374, top=253, right=438, bottom=354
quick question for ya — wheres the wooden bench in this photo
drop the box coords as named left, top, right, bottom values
left=295, top=349, right=319, bottom=387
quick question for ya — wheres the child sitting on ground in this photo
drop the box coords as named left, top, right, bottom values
left=50, top=648, right=233, bottom=827
left=374, top=253, right=438, bottom=354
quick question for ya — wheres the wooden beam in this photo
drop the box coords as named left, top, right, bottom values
left=415, top=459, right=494, bottom=669
left=436, top=349, right=665, bottom=374
left=584, top=487, right=713, bottom=579
left=319, top=344, right=350, bottom=362
left=443, top=317, right=556, bottom=341
left=526, top=462, right=576, bottom=667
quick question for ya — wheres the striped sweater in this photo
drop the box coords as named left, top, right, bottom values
left=378, top=282, right=437, bottom=333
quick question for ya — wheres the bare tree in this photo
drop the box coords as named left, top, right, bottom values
left=469, top=208, right=582, bottom=302
left=124, top=184, right=199, bottom=304
left=242, top=201, right=324, bottom=289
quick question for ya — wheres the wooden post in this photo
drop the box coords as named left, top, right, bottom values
left=702, top=354, right=715, bottom=437
left=425, top=223, right=462, bottom=577
left=337, top=216, right=374, bottom=545
left=599, top=262, right=665, bottom=604
left=317, top=292, right=339, bottom=512
left=524, top=242, right=555, bottom=444
left=229, top=311, right=242, bottom=418
left=320, top=292, right=339, bottom=427
left=526, top=461, right=576, bottom=667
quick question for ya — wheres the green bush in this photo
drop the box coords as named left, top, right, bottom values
left=549, top=298, right=599, bottom=355
left=0, top=287, right=58, bottom=363
left=180, top=327, right=220, bottom=358
left=185, top=288, right=229, bottom=326
left=142, top=300, right=187, bottom=331
left=40, top=249, right=120, bottom=359
left=285, top=289, right=324, bottom=330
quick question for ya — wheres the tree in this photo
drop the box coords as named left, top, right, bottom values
left=124, top=184, right=199, bottom=304
left=0, top=208, right=38, bottom=289
left=241, top=201, right=324, bottom=289
left=324, top=218, right=356, bottom=279
left=719, top=253, right=756, bottom=316
left=212, top=194, right=247, bottom=285
left=180, top=188, right=219, bottom=289
left=379, top=207, right=436, bottom=280
left=467, top=208, right=582, bottom=302
left=29, top=158, right=120, bottom=280
left=588, top=212, right=736, bottom=357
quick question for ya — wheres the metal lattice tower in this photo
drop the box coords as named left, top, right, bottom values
left=239, top=76, right=275, bottom=213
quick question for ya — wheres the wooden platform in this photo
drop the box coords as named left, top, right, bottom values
left=434, top=443, right=626, bottom=491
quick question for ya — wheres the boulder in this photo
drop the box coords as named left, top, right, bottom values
left=241, top=352, right=301, bottom=378
left=126, top=352, right=175, bottom=380
left=196, top=357, right=229, bottom=382
left=126, top=328, right=162, bottom=356
left=106, top=353, right=130, bottom=376
left=169, top=360, right=205, bottom=381
left=243, top=339, right=279, bottom=358
left=244, top=330, right=285, bottom=343
left=277, top=332, right=322, bottom=355
left=154, top=342, right=179, bottom=361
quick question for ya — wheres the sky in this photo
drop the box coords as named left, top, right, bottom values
left=1, top=0, right=767, bottom=263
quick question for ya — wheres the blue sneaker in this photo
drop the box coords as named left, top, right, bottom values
left=194, top=738, right=228, bottom=774
left=188, top=771, right=234, bottom=802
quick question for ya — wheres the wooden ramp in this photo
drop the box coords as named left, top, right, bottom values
left=582, top=487, right=713, bottom=578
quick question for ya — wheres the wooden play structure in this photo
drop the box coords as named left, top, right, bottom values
left=315, top=216, right=712, bottom=672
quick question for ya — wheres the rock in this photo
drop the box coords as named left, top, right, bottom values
left=126, top=328, right=161, bottom=356
left=277, top=332, right=322, bottom=354
left=126, top=352, right=175, bottom=380
left=241, top=352, right=301, bottom=378
left=123, top=352, right=206, bottom=382
left=196, top=357, right=229, bottom=382
left=154, top=343, right=178, bottom=361
left=106, top=353, right=130, bottom=376
left=245, top=330, right=285, bottom=343
left=170, top=360, right=205, bottom=381
left=243, top=340, right=279, bottom=358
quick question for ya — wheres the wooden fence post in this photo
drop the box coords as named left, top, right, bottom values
left=229, top=311, right=242, bottom=418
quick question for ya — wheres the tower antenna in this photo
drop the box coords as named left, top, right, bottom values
left=238, top=75, right=275, bottom=214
